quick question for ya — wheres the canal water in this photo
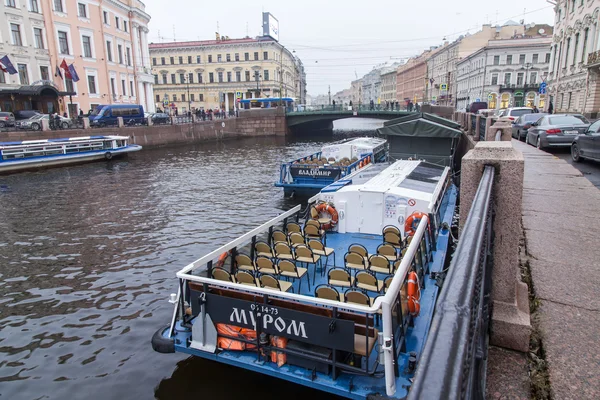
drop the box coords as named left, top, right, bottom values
left=0, top=119, right=383, bottom=400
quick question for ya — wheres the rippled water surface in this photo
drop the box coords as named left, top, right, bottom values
left=0, top=119, right=383, bottom=400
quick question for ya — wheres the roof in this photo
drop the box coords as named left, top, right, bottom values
left=378, top=113, right=462, bottom=138
left=149, top=37, right=274, bottom=49
left=0, top=85, right=75, bottom=97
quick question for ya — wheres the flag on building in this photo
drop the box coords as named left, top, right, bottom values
left=55, top=65, right=63, bottom=79
left=68, top=64, right=80, bottom=82
left=60, top=59, right=72, bottom=79
left=0, top=55, right=18, bottom=74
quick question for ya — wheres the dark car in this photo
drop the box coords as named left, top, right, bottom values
left=151, top=113, right=170, bottom=125
left=0, top=112, right=16, bottom=128
left=571, top=119, right=600, bottom=163
left=14, top=110, right=41, bottom=120
left=526, top=114, right=590, bottom=150
left=468, top=102, right=488, bottom=114
left=511, top=113, right=546, bottom=141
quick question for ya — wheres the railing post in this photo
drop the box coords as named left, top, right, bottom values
left=486, top=117, right=512, bottom=141
left=460, top=141, right=531, bottom=352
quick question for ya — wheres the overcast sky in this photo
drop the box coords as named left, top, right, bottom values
left=143, top=0, right=555, bottom=96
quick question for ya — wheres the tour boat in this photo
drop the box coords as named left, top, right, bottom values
left=152, top=159, right=458, bottom=400
left=0, top=135, right=142, bottom=173
left=274, top=137, right=387, bottom=197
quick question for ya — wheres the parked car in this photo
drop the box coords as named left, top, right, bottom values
left=17, top=114, right=72, bottom=130
left=0, top=112, right=16, bottom=128
left=13, top=110, right=41, bottom=120
left=511, top=113, right=547, bottom=141
left=571, top=119, right=600, bottom=163
left=526, top=114, right=590, bottom=150
left=468, top=102, right=488, bottom=113
left=497, top=107, right=534, bottom=121
left=88, top=104, right=145, bottom=127
left=151, top=113, right=170, bottom=124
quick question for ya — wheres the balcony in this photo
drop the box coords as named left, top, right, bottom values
left=499, top=83, right=540, bottom=91
left=586, top=50, right=600, bottom=68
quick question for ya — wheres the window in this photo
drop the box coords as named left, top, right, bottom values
left=173, top=94, right=177, bottom=102
left=244, top=53, right=249, bottom=61
left=506, top=55, right=512, bottom=64
left=103, top=11, right=109, bottom=24
left=122, top=79, right=126, bottom=95
left=0, top=72, right=5, bottom=84
left=154, top=74, right=158, bottom=84
left=110, top=78, right=116, bottom=95
left=78, top=3, right=87, bottom=18
left=208, top=55, right=212, bottom=63
left=65, top=77, right=73, bottom=92
left=199, top=94, right=204, bottom=102
left=254, top=52, right=259, bottom=60
left=162, top=73, right=167, bottom=84
left=263, top=51, right=268, bottom=60
left=124, top=21, right=128, bottom=32
left=161, top=57, right=165, bottom=65
left=11, top=24, right=22, bottom=46
left=179, top=73, right=184, bottom=83
left=82, top=35, right=92, bottom=58
left=188, top=73, right=193, bottom=83
left=493, top=55, right=500, bottom=65
left=530, top=72, right=537, bottom=84
left=156, top=94, right=160, bottom=103
left=532, top=54, right=538, bottom=64
left=504, top=73, right=511, bottom=85
left=209, top=72, right=214, bottom=83
left=88, top=75, right=97, bottom=94
left=516, top=72, right=524, bottom=86
left=235, top=53, right=239, bottom=61
left=181, top=94, right=185, bottom=102
left=226, top=71, right=231, bottom=82
left=17, top=64, right=29, bottom=84
left=30, top=0, right=39, bottom=13
left=115, top=17, right=120, bottom=29
left=491, top=73, right=498, bottom=85
left=152, top=57, right=157, bottom=66
left=218, top=72, right=223, bottom=82
left=58, top=31, right=69, bottom=54
left=573, top=33, right=580, bottom=65
left=117, top=45, right=123, bottom=64
left=170, top=57, right=174, bottom=64
left=179, top=56, right=183, bottom=64
left=217, top=54, right=222, bottom=62
left=564, top=38, right=571, bottom=68
left=106, top=41, right=113, bottom=61
left=191, top=94, right=195, bottom=102
left=582, top=28, right=589, bottom=63
left=130, top=81, right=135, bottom=97
left=188, top=56, right=192, bottom=64
left=226, top=54, right=231, bottom=62
left=545, top=53, right=551, bottom=63
left=263, top=70, right=269, bottom=81
left=54, top=0, right=63, bottom=12
left=197, top=73, right=202, bottom=83
left=6, top=0, right=15, bottom=7
left=34, top=28, right=44, bottom=49
left=40, top=66, right=49, bottom=80
left=196, top=55, right=201, bottom=63
left=519, top=54, right=525, bottom=64
left=571, top=0, right=575, bottom=12
left=245, top=71, right=250, bottom=81
left=236, top=71, right=241, bottom=82
left=171, top=73, right=175, bottom=84
left=126, top=47, right=131, bottom=66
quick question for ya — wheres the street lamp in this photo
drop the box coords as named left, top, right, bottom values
left=254, top=70, right=262, bottom=97
left=179, top=75, right=192, bottom=115
left=522, top=62, right=533, bottom=88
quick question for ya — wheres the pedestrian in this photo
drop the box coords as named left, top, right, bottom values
left=547, top=101, right=553, bottom=114
left=332, top=100, right=336, bottom=110
left=349, top=100, right=353, bottom=107
left=175, top=108, right=179, bottom=116
left=532, top=105, right=539, bottom=113
left=415, top=103, right=421, bottom=112
left=79, top=109, right=83, bottom=117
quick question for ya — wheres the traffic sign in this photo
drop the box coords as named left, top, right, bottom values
left=539, top=82, right=547, bottom=94
left=487, top=94, right=493, bottom=100
left=475, top=98, right=481, bottom=102
left=235, top=91, right=242, bottom=99
left=440, top=83, right=448, bottom=91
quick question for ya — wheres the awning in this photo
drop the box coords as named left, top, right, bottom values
left=378, top=112, right=462, bottom=138
left=0, top=84, right=75, bottom=97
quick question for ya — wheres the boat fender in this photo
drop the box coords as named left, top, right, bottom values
left=314, top=203, right=339, bottom=230
left=404, top=212, right=427, bottom=236
left=407, top=271, right=421, bottom=316
left=359, top=160, right=364, bottom=168
left=105, top=152, right=113, bottom=160
left=216, top=250, right=232, bottom=268
left=151, top=325, right=175, bottom=353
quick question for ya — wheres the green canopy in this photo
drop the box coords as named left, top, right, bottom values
left=378, top=112, right=462, bottom=138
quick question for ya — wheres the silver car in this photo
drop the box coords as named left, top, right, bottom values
left=526, top=114, right=590, bottom=150
left=571, top=119, right=600, bottom=163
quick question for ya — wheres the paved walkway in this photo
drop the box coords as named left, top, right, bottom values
left=512, top=140, right=600, bottom=399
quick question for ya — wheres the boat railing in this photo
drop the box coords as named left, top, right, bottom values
left=407, top=165, right=495, bottom=400
left=173, top=208, right=433, bottom=397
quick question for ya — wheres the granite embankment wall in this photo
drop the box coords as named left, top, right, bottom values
left=0, top=108, right=288, bottom=148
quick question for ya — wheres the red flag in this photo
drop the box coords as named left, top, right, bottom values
left=60, top=59, right=72, bottom=79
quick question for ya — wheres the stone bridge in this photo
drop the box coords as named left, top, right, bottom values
left=286, top=107, right=415, bottom=132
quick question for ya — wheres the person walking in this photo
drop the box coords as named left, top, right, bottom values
left=547, top=101, right=553, bottom=114
left=532, top=105, right=539, bottom=113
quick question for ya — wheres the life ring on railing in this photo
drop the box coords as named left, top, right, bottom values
left=407, top=271, right=421, bottom=316
left=216, top=250, right=232, bottom=268
left=404, top=212, right=428, bottom=237
left=313, top=202, right=339, bottom=230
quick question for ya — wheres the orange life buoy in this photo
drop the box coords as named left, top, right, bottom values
left=407, top=271, right=421, bottom=316
left=216, top=250, right=231, bottom=268
left=404, top=211, right=427, bottom=237
left=314, top=203, right=339, bottom=230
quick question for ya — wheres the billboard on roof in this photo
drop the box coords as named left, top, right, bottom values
left=262, top=12, right=279, bottom=41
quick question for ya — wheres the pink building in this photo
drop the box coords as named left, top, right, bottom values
left=41, top=0, right=154, bottom=116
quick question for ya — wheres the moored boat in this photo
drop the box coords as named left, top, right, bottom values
left=152, top=159, right=458, bottom=399
left=0, top=135, right=142, bottom=174
left=274, top=137, right=387, bottom=197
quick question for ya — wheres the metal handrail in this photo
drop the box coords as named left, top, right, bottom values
left=408, top=165, right=495, bottom=400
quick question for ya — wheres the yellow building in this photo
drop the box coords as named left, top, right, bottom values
left=149, top=36, right=304, bottom=113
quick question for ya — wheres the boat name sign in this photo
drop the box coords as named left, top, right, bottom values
left=197, top=292, right=355, bottom=351
left=290, top=166, right=341, bottom=179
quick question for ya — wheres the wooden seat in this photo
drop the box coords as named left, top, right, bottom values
left=353, top=330, right=379, bottom=357
left=286, top=222, right=302, bottom=234
left=383, top=275, right=394, bottom=293
left=278, top=259, right=309, bottom=292
left=304, top=223, right=325, bottom=241
left=348, top=244, right=368, bottom=259
left=255, top=241, right=274, bottom=258
left=236, top=271, right=258, bottom=287
left=259, top=274, right=293, bottom=292
left=368, top=254, right=393, bottom=275
left=355, top=270, right=384, bottom=293
left=234, top=253, right=254, bottom=272
left=345, top=251, right=366, bottom=270
left=288, top=232, right=305, bottom=248
left=376, top=243, right=398, bottom=262
left=212, top=267, right=236, bottom=283
left=271, top=230, right=288, bottom=245
left=382, top=225, right=401, bottom=236
left=314, top=285, right=343, bottom=302
left=384, top=232, right=403, bottom=249
left=328, top=268, right=354, bottom=288
left=308, top=239, right=335, bottom=275
left=254, top=256, right=278, bottom=275
left=274, top=242, right=295, bottom=261
left=344, top=289, right=371, bottom=306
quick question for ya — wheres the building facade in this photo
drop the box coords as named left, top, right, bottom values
left=548, top=0, right=600, bottom=117
left=149, top=37, right=304, bottom=113
left=380, top=69, right=397, bottom=104
left=456, top=36, right=553, bottom=111
left=397, top=47, right=443, bottom=105
left=350, top=78, right=362, bottom=105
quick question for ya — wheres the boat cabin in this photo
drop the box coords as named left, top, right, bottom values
left=0, top=136, right=131, bottom=161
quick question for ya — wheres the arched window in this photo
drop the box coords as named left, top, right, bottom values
left=500, top=93, right=510, bottom=109
left=489, top=93, right=498, bottom=109
left=526, top=92, right=536, bottom=107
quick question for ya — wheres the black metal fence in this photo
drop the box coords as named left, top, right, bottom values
left=478, top=117, right=487, bottom=141
left=408, top=165, right=495, bottom=400
left=470, top=114, right=477, bottom=135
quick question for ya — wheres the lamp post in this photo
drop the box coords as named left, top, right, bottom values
left=254, top=71, right=262, bottom=97
left=522, top=62, right=533, bottom=88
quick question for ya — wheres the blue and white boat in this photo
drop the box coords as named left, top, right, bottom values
left=152, top=159, right=458, bottom=400
left=274, top=137, right=387, bottom=197
left=0, top=135, right=142, bottom=174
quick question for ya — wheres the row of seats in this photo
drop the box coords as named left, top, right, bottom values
left=212, top=267, right=299, bottom=293
left=315, top=284, right=383, bottom=306
left=344, top=244, right=406, bottom=274
left=327, top=268, right=394, bottom=294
